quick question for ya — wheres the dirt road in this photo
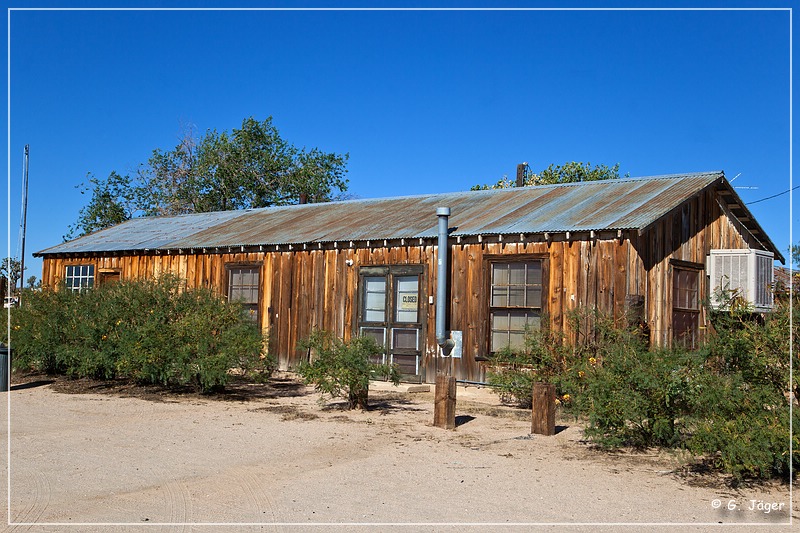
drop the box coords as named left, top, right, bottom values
left=3, top=374, right=795, bottom=532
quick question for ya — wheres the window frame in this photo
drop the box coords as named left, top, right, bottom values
left=484, top=254, right=548, bottom=354
left=225, top=262, right=263, bottom=325
left=356, top=265, right=426, bottom=378
left=97, top=268, right=122, bottom=286
left=671, top=260, right=703, bottom=349
left=64, top=264, right=95, bottom=292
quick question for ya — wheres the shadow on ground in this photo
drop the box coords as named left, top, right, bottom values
left=317, top=392, right=426, bottom=414
left=12, top=371, right=310, bottom=403
left=455, top=414, right=476, bottom=427
left=10, top=379, right=55, bottom=391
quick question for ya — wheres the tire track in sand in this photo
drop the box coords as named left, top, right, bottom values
left=9, top=465, right=51, bottom=527
left=235, top=465, right=278, bottom=527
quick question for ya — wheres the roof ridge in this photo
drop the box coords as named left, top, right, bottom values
left=97, top=171, right=727, bottom=221
left=257, top=170, right=726, bottom=210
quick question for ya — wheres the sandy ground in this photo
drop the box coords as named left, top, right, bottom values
left=1, top=373, right=796, bottom=532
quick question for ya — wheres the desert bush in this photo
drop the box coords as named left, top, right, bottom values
left=11, top=276, right=269, bottom=392
left=577, top=347, right=700, bottom=448
left=576, top=299, right=796, bottom=480
left=298, top=330, right=400, bottom=409
left=487, top=309, right=643, bottom=411
left=1, top=305, right=8, bottom=346
left=487, top=301, right=797, bottom=482
left=686, top=368, right=797, bottom=480
left=684, top=295, right=797, bottom=481
left=486, top=325, right=576, bottom=408
left=11, top=286, right=82, bottom=375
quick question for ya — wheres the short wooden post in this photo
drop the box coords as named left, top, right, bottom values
left=434, top=374, right=456, bottom=429
left=531, top=382, right=556, bottom=436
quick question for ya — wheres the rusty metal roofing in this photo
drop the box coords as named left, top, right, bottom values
left=34, top=171, right=784, bottom=262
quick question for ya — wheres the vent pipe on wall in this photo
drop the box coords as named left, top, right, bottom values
left=436, top=207, right=455, bottom=355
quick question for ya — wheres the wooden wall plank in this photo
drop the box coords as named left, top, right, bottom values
left=563, top=240, right=580, bottom=342
left=613, top=240, right=627, bottom=324
left=450, top=245, right=467, bottom=333
left=549, top=241, right=564, bottom=334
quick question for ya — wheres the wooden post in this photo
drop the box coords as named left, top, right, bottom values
left=434, top=374, right=456, bottom=429
left=531, top=382, right=556, bottom=436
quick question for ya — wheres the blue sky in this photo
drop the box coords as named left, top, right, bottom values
left=4, top=2, right=797, bottom=280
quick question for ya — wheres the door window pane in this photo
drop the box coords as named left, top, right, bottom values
left=361, top=327, right=387, bottom=364
left=391, top=354, right=418, bottom=376
left=361, top=327, right=387, bottom=347
left=363, top=276, right=387, bottom=322
left=673, top=268, right=699, bottom=311
left=395, top=275, right=419, bottom=323
left=392, top=328, right=419, bottom=351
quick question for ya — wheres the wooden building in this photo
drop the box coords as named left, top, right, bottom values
left=35, top=171, right=784, bottom=383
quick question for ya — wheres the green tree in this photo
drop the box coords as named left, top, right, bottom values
left=68, top=116, right=350, bottom=237
left=298, top=330, right=400, bottom=409
left=791, top=244, right=800, bottom=268
left=65, top=171, right=136, bottom=240
left=136, top=124, right=201, bottom=216
left=137, top=116, right=349, bottom=216
left=1, top=257, right=23, bottom=294
left=471, top=161, right=626, bottom=190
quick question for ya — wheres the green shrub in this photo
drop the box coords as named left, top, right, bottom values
left=683, top=295, right=797, bottom=481
left=687, top=368, right=797, bottom=480
left=577, top=347, right=700, bottom=448
left=488, top=300, right=797, bottom=482
left=486, top=310, right=643, bottom=411
left=486, top=325, right=575, bottom=408
left=11, top=276, right=269, bottom=392
left=11, top=286, right=82, bottom=375
left=575, top=298, right=796, bottom=480
left=298, top=330, right=400, bottom=409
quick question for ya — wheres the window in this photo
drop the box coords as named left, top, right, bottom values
left=489, top=260, right=543, bottom=352
left=65, top=265, right=94, bottom=292
left=227, top=266, right=261, bottom=323
left=358, top=266, right=424, bottom=379
left=672, top=265, right=700, bottom=348
left=98, top=270, right=121, bottom=286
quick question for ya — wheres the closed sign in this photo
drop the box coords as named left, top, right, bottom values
left=400, top=294, right=417, bottom=310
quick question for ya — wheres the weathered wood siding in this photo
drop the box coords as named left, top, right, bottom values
left=636, top=187, right=764, bottom=347
left=39, top=188, right=767, bottom=383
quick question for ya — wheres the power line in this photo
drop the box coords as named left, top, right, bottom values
left=745, top=185, right=800, bottom=205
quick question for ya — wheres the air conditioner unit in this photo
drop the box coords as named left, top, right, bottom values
left=707, top=249, right=774, bottom=312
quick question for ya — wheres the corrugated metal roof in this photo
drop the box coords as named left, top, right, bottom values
left=36, top=210, right=249, bottom=255
left=34, top=171, right=783, bottom=262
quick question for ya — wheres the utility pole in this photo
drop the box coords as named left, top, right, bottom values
left=18, top=144, right=29, bottom=299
